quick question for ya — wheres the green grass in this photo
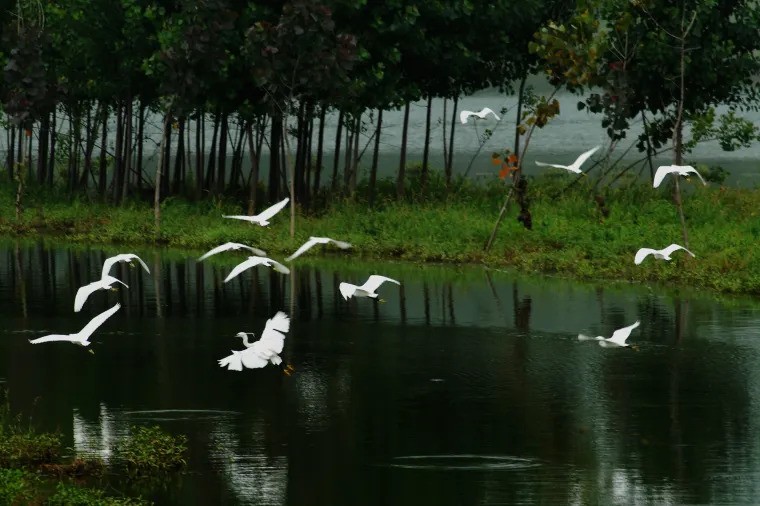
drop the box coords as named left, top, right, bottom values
left=112, top=426, right=187, bottom=475
left=1, top=172, right=760, bottom=294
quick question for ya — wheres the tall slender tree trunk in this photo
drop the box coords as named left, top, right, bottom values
left=98, top=106, right=108, bottom=198
left=268, top=113, right=282, bottom=202
left=331, top=110, right=343, bottom=192
left=350, top=114, right=360, bottom=195
left=37, top=112, right=49, bottom=184
left=122, top=99, right=133, bottom=202
left=48, top=109, right=56, bottom=187
left=154, top=111, right=172, bottom=233
left=514, top=76, right=527, bottom=159
left=113, top=101, right=124, bottom=202
left=368, top=108, right=382, bottom=207
left=204, top=113, right=219, bottom=191
left=421, top=95, right=432, bottom=191
left=313, top=105, right=326, bottom=198
left=343, top=118, right=352, bottom=192
left=447, top=96, right=458, bottom=186
left=7, top=125, right=15, bottom=182
left=216, top=112, right=228, bottom=194
left=172, top=117, right=185, bottom=195
left=195, top=111, right=203, bottom=199
left=247, top=120, right=260, bottom=215
left=396, top=101, right=411, bottom=199
left=442, top=99, right=448, bottom=178
left=136, top=101, right=145, bottom=192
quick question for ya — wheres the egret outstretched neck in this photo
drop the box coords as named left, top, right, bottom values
left=238, top=332, right=256, bottom=347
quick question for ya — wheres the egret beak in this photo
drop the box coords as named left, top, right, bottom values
left=631, top=345, right=640, bottom=352
left=379, top=298, right=387, bottom=304
left=88, top=349, right=95, bottom=356
left=109, top=287, right=118, bottom=292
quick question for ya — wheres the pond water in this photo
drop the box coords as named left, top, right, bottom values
left=2, top=241, right=760, bottom=505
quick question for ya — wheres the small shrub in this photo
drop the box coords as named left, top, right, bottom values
left=112, top=426, right=187, bottom=475
left=0, top=468, right=37, bottom=505
left=46, top=482, right=150, bottom=506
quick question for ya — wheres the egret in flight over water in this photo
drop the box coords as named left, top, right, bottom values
left=197, top=242, right=266, bottom=262
left=218, top=311, right=291, bottom=371
left=339, top=275, right=400, bottom=300
left=578, top=320, right=640, bottom=348
left=224, top=256, right=290, bottom=283
left=535, top=146, right=601, bottom=174
left=101, top=254, right=150, bottom=279
left=459, top=107, right=500, bottom=124
left=29, top=303, right=121, bottom=347
left=634, top=244, right=695, bottom=265
left=74, top=276, right=128, bottom=312
left=653, top=165, right=707, bottom=188
left=285, top=237, right=351, bottom=262
left=223, top=197, right=289, bottom=227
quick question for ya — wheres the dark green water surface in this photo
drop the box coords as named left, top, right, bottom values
left=1, top=241, right=760, bottom=505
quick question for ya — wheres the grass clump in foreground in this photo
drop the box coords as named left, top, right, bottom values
left=1, top=170, right=760, bottom=294
left=112, top=426, right=187, bottom=475
left=0, top=391, right=62, bottom=469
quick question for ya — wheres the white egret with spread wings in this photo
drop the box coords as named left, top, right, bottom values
left=218, top=311, right=291, bottom=371
left=29, top=303, right=121, bottom=347
left=535, top=146, right=601, bottom=174
left=339, top=275, right=400, bottom=300
left=74, top=276, right=128, bottom=312
left=224, top=256, right=290, bottom=283
left=578, top=320, right=640, bottom=348
left=634, top=244, right=695, bottom=265
left=197, top=242, right=266, bottom=262
left=285, top=237, right=351, bottom=262
left=223, top=197, right=289, bottom=227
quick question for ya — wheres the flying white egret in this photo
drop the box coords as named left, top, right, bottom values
left=653, top=165, right=707, bottom=188
left=634, top=244, right=695, bottom=265
left=223, top=197, right=289, bottom=227
left=74, top=276, right=128, bottom=312
left=535, top=145, right=601, bottom=174
left=578, top=320, right=640, bottom=348
left=197, top=242, right=267, bottom=262
left=285, top=237, right=351, bottom=262
left=224, top=256, right=290, bottom=283
left=459, top=107, right=500, bottom=124
left=339, top=275, right=400, bottom=300
left=218, top=311, right=291, bottom=371
left=100, top=254, right=150, bottom=279
left=29, top=303, right=121, bottom=347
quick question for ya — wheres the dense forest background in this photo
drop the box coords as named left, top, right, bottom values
left=1, top=0, right=760, bottom=215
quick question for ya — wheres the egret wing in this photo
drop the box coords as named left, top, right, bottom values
left=535, top=161, right=567, bottom=169
left=361, top=275, right=401, bottom=293
left=77, top=303, right=121, bottom=342
left=285, top=238, right=320, bottom=261
left=103, top=276, right=129, bottom=288
left=256, top=197, right=290, bottom=221
left=224, top=257, right=265, bottom=283
left=29, top=334, right=75, bottom=344
left=327, top=238, right=352, bottom=249
left=74, top=281, right=101, bottom=312
left=259, top=312, right=290, bottom=353
left=634, top=248, right=656, bottom=265
left=479, top=107, right=500, bottom=120
left=265, top=258, right=291, bottom=275
left=607, top=320, right=640, bottom=346
left=577, top=334, right=603, bottom=341
left=661, top=243, right=695, bottom=258
left=683, top=166, right=707, bottom=186
left=130, top=255, right=150, bottom=274
left=100, top=254, right=127, bottom=278
left=218, top=350, right=244, bottom=371
left=653, top=166, right=674, bottom=188
left=572, top=146, right=601, bottom=169
left=459, top=110, right=473, bottom=124
left=222, top=215, right=255, bottom=222
left=339, top=282, right=356, bottom=300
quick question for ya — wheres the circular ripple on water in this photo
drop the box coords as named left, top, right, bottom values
left=122, top=409, right=242, bottom=421
left=387, top=454, right=541, bottom=471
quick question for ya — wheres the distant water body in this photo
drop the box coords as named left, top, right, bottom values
left=2, top=82, right=758, bottom=187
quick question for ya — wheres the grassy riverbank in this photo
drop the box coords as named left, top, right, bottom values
left=1, top=173, right=759, bottom=294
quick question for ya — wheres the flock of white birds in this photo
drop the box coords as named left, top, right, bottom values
left=27, top=110, right=708, bottom=358
left=463, top=107, right=707, bottom=348
left=28, top=198, right=400, bottom=373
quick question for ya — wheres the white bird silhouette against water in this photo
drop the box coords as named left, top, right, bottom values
left=285, top=237, right=351, bottom=262
left=100, top=254, right=150, bottom=279
left=218, top=311, right=291, bottom=371
left=459, top=107, right=500, bottom=124
left=223, top=197, right=289, bottom=227
left=634, top=243, right=695, bottom=265
left=578, top=320, right=640, bottom=348
left=339, top=275, right=400, bottom=300
left=29, top=303, right=121, bottom=347
left=197, top=242, right=266, bottom=262
left=535, top=146, right=601, bottom=174
left=224, top=256, right=290, bottom=283
left=653, top=165, right=707, bottom=188
left=74, top=275, right=128, bottom=312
